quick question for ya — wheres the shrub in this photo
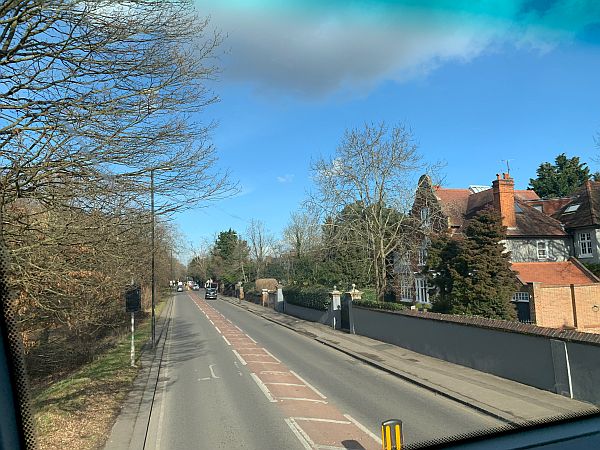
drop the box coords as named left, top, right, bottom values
left=353, top=299, right=407, bottom=312
left=283, top=285, right=331, bottom=311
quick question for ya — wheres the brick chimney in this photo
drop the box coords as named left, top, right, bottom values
left=492, top=173, right=516, bottom=228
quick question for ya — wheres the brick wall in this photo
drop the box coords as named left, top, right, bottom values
left=531, top=282, right=600, bottom=333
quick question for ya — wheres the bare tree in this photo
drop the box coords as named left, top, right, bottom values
left=309, top=122, right=427, bottom=300
left=0, top=0, right=234, bottom=221
left=283, top=211, right=321, bottom=258
left=245, top=219, right=275, bottom=280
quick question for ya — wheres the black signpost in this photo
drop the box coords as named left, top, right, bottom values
left=125, top=285, right=141, bottom=367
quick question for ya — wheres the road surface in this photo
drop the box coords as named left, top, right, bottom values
left=144, top=291, right=503, bottom=449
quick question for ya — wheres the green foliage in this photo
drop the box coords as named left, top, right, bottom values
left=207, top=229, right=250, bottom=285
left=583, top=263, right=600, bottom=278
left=426, top=208, right=518, bottom=320
left=353, top=299, right=407, bottom=312
left=529, top=153, right=593, bottom=198
left=283, top=285, right=331, bottom=311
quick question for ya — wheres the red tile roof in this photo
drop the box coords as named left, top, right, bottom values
left=511, top=260, right=599, bottom=285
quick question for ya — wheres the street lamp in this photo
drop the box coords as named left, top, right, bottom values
left=150, top=166, right=171, bottom=349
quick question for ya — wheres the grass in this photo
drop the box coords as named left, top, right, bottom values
left=32, top=298, right=169, bottom=450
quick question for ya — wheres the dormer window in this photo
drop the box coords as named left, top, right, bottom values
left=564, top=204, right=580, bottom=213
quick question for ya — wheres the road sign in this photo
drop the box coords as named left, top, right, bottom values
left=125, top=285, right=141, bottom=312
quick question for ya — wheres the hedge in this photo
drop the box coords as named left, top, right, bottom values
left=353, top=299, right=407, bottom=312
left=283, top=286, right=331, bottom=311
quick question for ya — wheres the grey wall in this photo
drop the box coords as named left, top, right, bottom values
left=283, top=302, right=339, bottom=327
left=352, top=306, right=600, bottom=405
left=506, top=237, right=572, bottom=262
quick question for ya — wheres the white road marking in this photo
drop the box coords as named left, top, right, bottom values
left=198, top=377, right=211, bottom=381
left=209, top=364, right=220, bottom=379
left=214, top=326, right=222, bottom=334
left=262, top=349, right=282, bottom=362
left=247, top=335, right=257, bottom=343
left=235, top=325, right=244, bottom=332
left=344, top=414, right=382, bottom=445
left=222, top=335, right=231, bottom=346
left=232, top=349, right=247, bottom=365
left=277, top=397, right=328, bottom=403
left=260, top=370, right=290, bottom=375
left=265, top=382, right=305, bottom=387
left=290, top=370, right=327, bottom=399
left=284, top=418, right=313, bottom=450
left=244, top=360, right=280, bottom=364
left=291, top=417, right=351, bottom=424
left=250, top=373, right=277, bottom=402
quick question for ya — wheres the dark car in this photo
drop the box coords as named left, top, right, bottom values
left=205, top=287, right=217, bottom=300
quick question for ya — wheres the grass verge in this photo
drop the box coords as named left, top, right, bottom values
left=32, top=297, right=169, bottom=450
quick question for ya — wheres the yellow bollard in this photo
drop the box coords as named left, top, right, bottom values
left=381, top=419, right=403, bottom=450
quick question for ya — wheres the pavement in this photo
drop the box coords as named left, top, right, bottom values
left=104, top=296, right=174, bottom=450
left=221, top=295, right=598, bottom=426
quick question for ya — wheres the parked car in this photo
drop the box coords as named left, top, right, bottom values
left=205, top=287, right=217, bottom=300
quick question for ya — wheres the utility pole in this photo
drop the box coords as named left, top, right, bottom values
left=151, top=169, right=156, bottom=349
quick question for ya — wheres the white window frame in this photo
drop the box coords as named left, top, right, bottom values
left=536, top=241, right=548, bottom=261
left=399, top=275, right=412, bottom=301
left=415, top=277, right=429, bottom=303
left=420, top=207, right=431, bottom=228
left=578, top=232, right=593, bottom=258
left=512, top=292, right=530, bottom=302
left=417, top=247, right=427, bottom=267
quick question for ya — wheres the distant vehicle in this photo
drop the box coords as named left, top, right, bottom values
left=205, top=286, right=217, bottom=300
left=192, top=284, right=200, bottom=290
left=177, top=285, right=184, bottom=292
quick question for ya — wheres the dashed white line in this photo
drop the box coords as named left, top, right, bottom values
left=250, top=373, right=277, bottom=402
left=264, top=382, right=306, bottom=387
left=284, top=418, right=313, bottom=450
left=222, top=335, right=231, bottom=346
left=290, top=370, right=327, bottom=399
left=277, top=397, right=328, bottom=403
left=262, top=349, right=281, bottom=362
left=344, top=414, right=383, bottom=445
left=232, top=349, right=247, bottom=365
left=235, top=325, right=244, bottom=332
left=214, top=326, right=222, bottom=334
left=291, top=417, right=351, bottom=425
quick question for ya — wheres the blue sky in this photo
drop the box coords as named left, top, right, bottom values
left=175, top=0, right=600, bottom=261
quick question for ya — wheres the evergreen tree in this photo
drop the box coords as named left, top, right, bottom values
left=529, top=153, right=593, bottom=198
left=426, top=208, right=518, bottom=320
left=208, top=229, right=250, bottom=284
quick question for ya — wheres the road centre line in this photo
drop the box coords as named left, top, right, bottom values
left=290, top=370, right=328, bottom=399
left=344, top=414, right=383, bottom=445
left=291, top=417, right=351, bottom=425
left=232, top=349, right=247, bottom=365
left=277, top=397, right=328, bottom=403
left=250, top=373, right=277, bottom=402
left=284, top=418, right=313, bottom=450
left=262, top=348, right=282, bottom=362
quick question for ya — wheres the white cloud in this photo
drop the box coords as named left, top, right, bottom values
left=194, top=1, right=590, bottom=97
left=276, top=174, right=294, bottom=183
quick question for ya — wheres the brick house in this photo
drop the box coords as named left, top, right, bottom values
left=403, top=173, right=594, bottom=308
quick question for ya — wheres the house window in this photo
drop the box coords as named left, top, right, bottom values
left=399, top=276, right=412, bottom=300
left=417, top=247, right=427, bottom=266
left=415, top=277, right=429, bottom=303
left=536, top=241, right=548, bottom=260
left=578, top=232, right=593, bottom=257
left=512, top=292, right=530, bottom=302
left=420, top=207, right=431, bottom=228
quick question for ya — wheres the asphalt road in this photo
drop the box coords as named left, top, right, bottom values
left=145, top=291, right=503, bottom=449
